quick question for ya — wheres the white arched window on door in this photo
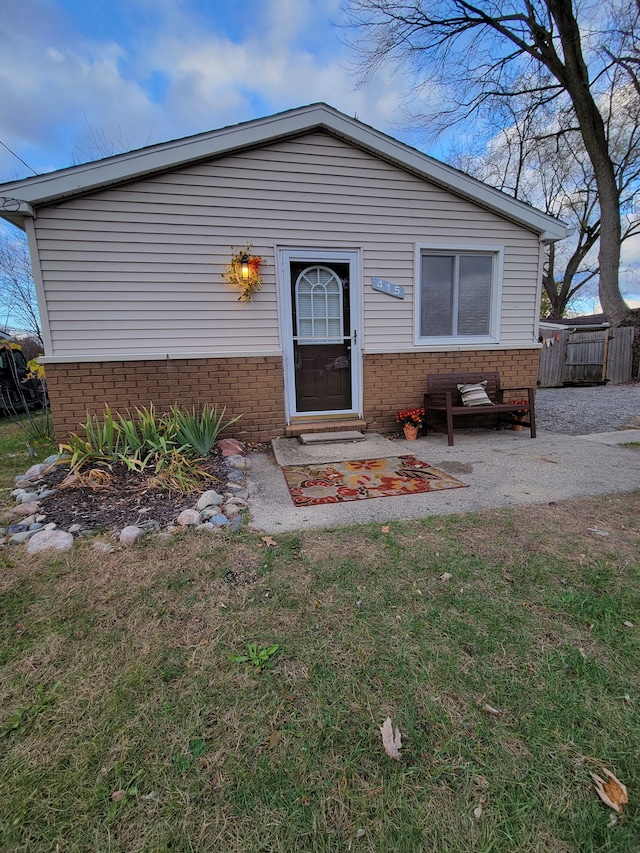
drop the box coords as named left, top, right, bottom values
left=295, top=266, right=344, bottom=345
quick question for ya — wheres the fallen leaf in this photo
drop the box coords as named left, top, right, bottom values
left=439, top=572, right=452, bottom=582
left=268, top=729, right=281, bottom=749
left=590, top=767, right=628, bottom=814
left=111, top=789, right=126, bottom=802
left=482, top=703, right=502, bottom=716
left=261, top=536, right=277, bottom=548
left=380, top=717, right=402, bottom=760
left=473, top=805, right=483, bottom=819
left=381, top=525, right=390, bottom=533
left=473, top=774, right=489, bottom=789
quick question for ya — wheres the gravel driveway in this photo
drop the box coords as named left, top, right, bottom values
left=535, top=384, right=640, bottom=435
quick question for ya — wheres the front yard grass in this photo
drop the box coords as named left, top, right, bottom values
left=1, top=430, right=639, bottom=850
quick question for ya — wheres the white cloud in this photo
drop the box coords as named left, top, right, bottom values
left=0, top=0, right=414, bottom=182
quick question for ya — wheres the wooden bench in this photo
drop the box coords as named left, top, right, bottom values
left=423, top=371, right=536, bottom=446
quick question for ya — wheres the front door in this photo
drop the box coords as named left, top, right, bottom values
left=280, top=249, right=360, bottom=420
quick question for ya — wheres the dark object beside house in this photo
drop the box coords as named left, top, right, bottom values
left=0, top=337, right=43, bottom=415
left=424, top=372, right=536, bottom=446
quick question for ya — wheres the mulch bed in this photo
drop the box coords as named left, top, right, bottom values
left=35, top=456, right=228, bottom=531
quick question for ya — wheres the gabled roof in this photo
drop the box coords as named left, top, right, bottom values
left=0, top=103, right=567, bottom=241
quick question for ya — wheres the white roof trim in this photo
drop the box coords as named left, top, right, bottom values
left=0, top=103, right=568, bottom=241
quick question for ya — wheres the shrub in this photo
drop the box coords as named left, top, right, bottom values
left=172, top=404, right=241, bottom=457
left=59, top=404, right=241, bottom=492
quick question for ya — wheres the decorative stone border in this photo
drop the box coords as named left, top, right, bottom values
left=1, top=438, right=251, bottom=554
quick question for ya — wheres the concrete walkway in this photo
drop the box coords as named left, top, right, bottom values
left=246, top=428, right=640, bottom=533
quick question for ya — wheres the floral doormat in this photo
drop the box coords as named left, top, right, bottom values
left=281, top=455, right=468, bottom=507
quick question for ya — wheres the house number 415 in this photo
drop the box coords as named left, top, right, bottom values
left=371, top=277, right=405, bottom=299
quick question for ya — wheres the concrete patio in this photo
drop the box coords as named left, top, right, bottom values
left=246, top=428, right=640, bottom=533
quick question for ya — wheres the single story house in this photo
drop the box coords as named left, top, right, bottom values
left=0, top=103, right=568, bottom=441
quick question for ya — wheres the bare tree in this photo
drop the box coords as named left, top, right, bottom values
left=0, top=234, right=42, bottom=344
left=342, top=0, right=640, bottom=326
left=452, top=86, right=640, bottom=318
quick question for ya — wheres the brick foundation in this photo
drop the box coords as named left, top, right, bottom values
left=45, top=348, right=540, bottom=442
left=363, top=349, right=540, bottom=433
left=45, top=356, right=286, bottom=443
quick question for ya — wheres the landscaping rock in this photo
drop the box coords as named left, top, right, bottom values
left=217, top=438, right=245, bottom=457
left=226, top=484, right=248, bottom=497
left=225, top=454, right=246, bottom=468
left=200, top=506, right=225, bottom=521
left=5, top=503, right=40, bottom=520
left=19, top=492, right=41, bottom=504
left=23, top=462, right=45, bottom=480
left=6, top=447, right=255, bottom=545
left=9, top=530, right=37, bottom=545
left=26, top=529, right=74, bottom=553
left=14, top=478, right=35, bottom=489
left=206, top=514, right=230, bottom=527
left=177, top=509, right=201, bottom=526
left=196, top=490, right=224, bottom=511
left=119, top=525, right=146, bottom=545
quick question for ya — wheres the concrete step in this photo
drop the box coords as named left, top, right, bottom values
left=285, top=418, right=367, bottom=438
left=298, top=430, right=366, bottom=445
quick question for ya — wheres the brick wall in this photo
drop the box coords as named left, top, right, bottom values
left=363, top=349, right=540, bottom=432
left=45, top=356, right=286, bottom=442
left=45, top=349, right=540, bottom=442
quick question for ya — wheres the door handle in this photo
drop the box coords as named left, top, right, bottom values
left=353, top=330, right=357, bottom=344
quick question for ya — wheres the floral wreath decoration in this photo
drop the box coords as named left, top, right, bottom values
left=223, top=244, right=263, bottom=302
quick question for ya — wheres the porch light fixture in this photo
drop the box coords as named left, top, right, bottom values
left=223, top=243, right=263, bottom=302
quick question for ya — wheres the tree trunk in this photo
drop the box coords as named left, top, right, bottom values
left=548, top=0, right=630, bottom=326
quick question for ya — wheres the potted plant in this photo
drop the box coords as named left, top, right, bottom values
left=397, top=407, right=425, bottom=440
left=509, top=399, right=528, bottom=430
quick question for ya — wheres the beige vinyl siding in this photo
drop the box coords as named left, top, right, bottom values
left=34, top=132, right=542, bottom=358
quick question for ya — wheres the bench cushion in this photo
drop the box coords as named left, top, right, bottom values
left=457, top=381, right=493, bottom=406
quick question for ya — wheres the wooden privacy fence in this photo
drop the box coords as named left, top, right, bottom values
left=538, top=326, right=634, bottom=387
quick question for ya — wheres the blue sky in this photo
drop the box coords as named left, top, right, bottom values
left=0, top=0, right=638, bottom=309
left=0, top=0, right=426, bottom=181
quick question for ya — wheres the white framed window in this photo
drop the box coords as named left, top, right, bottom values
left=415, top=244, right=503, bottom=345
left=295, top=265, right=344, bottom=345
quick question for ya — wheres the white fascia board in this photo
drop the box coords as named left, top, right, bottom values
left=40, top=349, right=283, bottom=364
left=0, top=105, right=335, bottom=206
left=0, top=103, right=568, bottom=241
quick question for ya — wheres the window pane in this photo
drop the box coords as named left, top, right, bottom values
left=458, top=256, right=492, bottom=335
left=421, top=255, right=453, bottom=337
left=295, top=265, right=344, bottom=343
